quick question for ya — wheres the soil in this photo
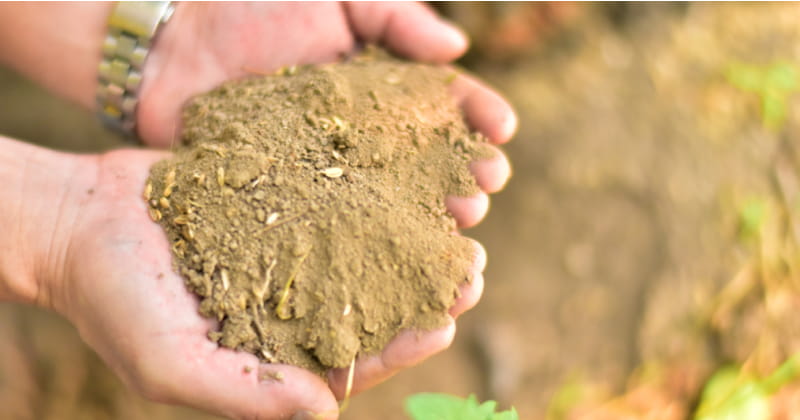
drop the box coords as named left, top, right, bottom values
left=146, top=49, right=490, bottom=374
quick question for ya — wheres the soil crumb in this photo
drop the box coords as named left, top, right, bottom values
left=146, top=49, right=492, bottom=374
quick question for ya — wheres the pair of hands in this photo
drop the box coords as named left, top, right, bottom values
left=9, top=3, right=515, bottom=419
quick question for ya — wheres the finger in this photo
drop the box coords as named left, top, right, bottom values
left=445, top=192, right=489, bottom=228
left=141, top=338, right=339, bottom=420
left=470, top=146, right=512, bottom=194
left=450, top=271, right=483, bottom=319
left=344, top=1, right=468, bottom=63
left=449, top=72, right=518, bottom=144
left=327, top=321, right=456, bottom=400
left=449, top=240, right=486, bottom=318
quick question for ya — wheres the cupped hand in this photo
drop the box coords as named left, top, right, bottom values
left=69, top=2, right=518, bottom=417
left=34, top=146, right=488, bottom=419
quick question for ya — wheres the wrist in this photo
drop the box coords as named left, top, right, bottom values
left=0, top=2, right=185, bottom=143
left=0, top=136, right=98, bottom=312
left=0, top=3, right=112, bottom=110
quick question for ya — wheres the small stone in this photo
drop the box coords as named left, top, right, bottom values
left=322, top=167, right=344, bottom=178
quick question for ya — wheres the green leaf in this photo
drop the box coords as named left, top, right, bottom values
left=406, top=393, right=466, bottom=420
left=695, top=366, right=770, bottom=420
left=726, top=61, right=800, bottom=130
left=545, top=376, right=590, bottom=420
left=737, top=197, right=767, bottom=241
left=405, top=393, right=518, bottom=420
left=727, top=64, right=765, bottom=92
left=765, top=62, right=799, bottom=91
left=763, top=91, right=789, bottom=128
left=493, top=407, right=519, bottom=420
left=474, top=396, right=498, bottom=418
left=695, top=355, right=800, bottom=420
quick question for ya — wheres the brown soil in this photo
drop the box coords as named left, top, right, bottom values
left=146, top=49, right=490, bottom=374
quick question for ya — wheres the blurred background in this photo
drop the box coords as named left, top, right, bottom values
left=4, top=3, right=800, bottom=419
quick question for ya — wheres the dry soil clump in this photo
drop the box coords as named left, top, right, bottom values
left=146, top=51, right=492, bottom=374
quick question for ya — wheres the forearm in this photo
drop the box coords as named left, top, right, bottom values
left=0, top=135, right=95, bottom=307
left=0, top=2, right=111, bottom=110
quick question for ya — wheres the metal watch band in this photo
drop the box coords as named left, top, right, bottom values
left=97, top=1, right=174, bottom=138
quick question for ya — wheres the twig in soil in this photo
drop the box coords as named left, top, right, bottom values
left=275, top=247, right=312, bottom=320
left=260, top=348, right=276, bottom=364
left=339, top=357, right=357, bottom=413
left=260, top=213, right=305, bottom=234
left=251, top=304, right=268, bottom=342
left=254, top=258, right=277, bottom=306
left=216, top=167, right=225, bottom=187
left=220, top=269, right=230, bottom=292
left=252, top=260, right=277, bottom=346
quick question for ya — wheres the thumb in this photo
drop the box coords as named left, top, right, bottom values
left=142, top=338, right=339, bottom=420
left=344, top=1, right=469, bottom=63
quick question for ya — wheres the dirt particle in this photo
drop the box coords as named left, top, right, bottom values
left=258, top=369, right=284, bottom=383
left=148, top=207, right=162, bottom=222
left=216, top=167, right=225, bottom=188
left=322, top=167, right=344, bottom=178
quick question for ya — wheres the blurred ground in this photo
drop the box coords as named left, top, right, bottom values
left=4, top=3, right=800, bottom=420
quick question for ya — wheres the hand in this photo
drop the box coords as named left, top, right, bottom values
left=131, top=2, right=514, bottom=416
left=0, top=2, right=516, bottom=418
left=19, top=147, right=482, bottom=419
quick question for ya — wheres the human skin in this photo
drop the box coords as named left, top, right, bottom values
left=0, top=2, right=515, bottom=419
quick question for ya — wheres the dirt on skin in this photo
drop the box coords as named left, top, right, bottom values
left=145, top=50, right=491, bottom=374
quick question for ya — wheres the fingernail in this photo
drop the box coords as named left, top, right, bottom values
left=291, top=410, right=318, bottom=420
left=446, top=24, right=469, bottom=51
left=503, top=110, right=519, bottom=140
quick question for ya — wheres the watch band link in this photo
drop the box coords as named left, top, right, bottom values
left=97, top=1, right=174, bottom=137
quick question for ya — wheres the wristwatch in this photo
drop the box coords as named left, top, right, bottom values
left=97, top=1, right=174, bottom=138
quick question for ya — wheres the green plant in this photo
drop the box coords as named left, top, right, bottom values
left=405, top=393, right=519, bottom=420
left=736, top=196, right=768, bottom=242
left=694, top=354, right=800, bottom=420
left=544, top=375, right=592, bottom=420
left=726, top=61, right=800, bottom=129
